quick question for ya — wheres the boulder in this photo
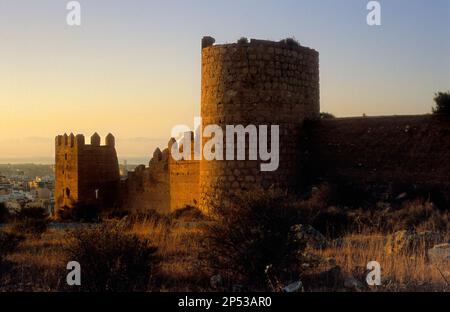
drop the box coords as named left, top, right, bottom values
left=301, top=265, right=342, bottom=290
left=210, top=274, right=224, bottom=290
left=344, top=276, right=365, bottom=292
left=290, top=224, right=327, bottom=250
left=428, top=243, right=450, bottom=265
left=282, top=280, right=303, bottom=293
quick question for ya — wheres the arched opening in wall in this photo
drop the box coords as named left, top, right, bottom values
left=66, top=188, right=71, bottom=198
left=65, top=153, right=67, bottom=160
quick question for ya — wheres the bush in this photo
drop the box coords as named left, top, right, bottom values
left=280, top=37, right=300, bottom=48
left=330, top=199, right=449, bottom=234
left=320, top=112, right=336, bottom=119
left=170, top=206, right=205, bottom=222
left=66, top=222, right=158, bottom=292
left=0, top=203, right=10, bottom=223
left=237, top=37, right=249, bottom=44
left=432, top=91, right=450, bottom=116
left=13, top=207, right=49, bottom=237
left=388, top=200, right=449, bottom=232
left=203, top=189, right=306, bottom=289
left=312, top=206, right=352, bottom=238
left=0, top=231, right=24, bottom=263
left=57, top=204, right=99, bottom=222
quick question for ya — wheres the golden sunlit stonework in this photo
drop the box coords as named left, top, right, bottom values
left=54, top=37, right=320, bottom=216
left=55, top=37, right=450, bottom=217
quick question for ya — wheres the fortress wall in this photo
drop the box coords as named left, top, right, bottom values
left=124, top=160, right=171, bottom=214
left=123, top=140, right=200, bottom=214
left=199, top=38, right=320, bottom=212
left=169, top=159, right=200, bottom=210
left=55, top=37, right=450, bottom=216
left=306, top=115, right=450, bottom=203
left=169, top=136, right=200, bottom=211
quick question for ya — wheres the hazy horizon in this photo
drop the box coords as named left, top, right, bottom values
left=0, top=155, right=152, bottom=166
left=1, top=0, right=449, bottom=161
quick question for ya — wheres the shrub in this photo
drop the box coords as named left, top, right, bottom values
left=280, top=37, right=300, bottom=48
left=320, top=112, right=336, bottom=119
left=0, top=203, right=10, bottom=223
left=58, top=204, right=99, bottom=222
left=65, top=222, right=158, bottom=292
left=237, top=37, right=249, bottom=44
left=312, top=206, right=352, bottom=238
left=13, top=207, right=49, bottom=237
left=388, top=200, right=449, bottom=232
left=0, top=231, right=24, bottom=263
left=122, top=209, right=171, bottom=230
left=170, top=206, right=205, bottom=222
left=203, top=189, right=306, bottom=289
left=432, top=91, right=450, bottom=116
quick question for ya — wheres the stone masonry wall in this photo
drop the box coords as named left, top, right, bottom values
left=124, top=158, right=170, bottom=214
left=55, top=133, right=120, bottom=214
left=199, top=38, right=320, bottom=212
left=169, top=135, right=200, bottom=210
left=122, top=136, right=199, bottom=214
left=306, top=115, right=450, bottom=204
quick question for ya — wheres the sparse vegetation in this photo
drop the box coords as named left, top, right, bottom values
left=58, top=204, right=99, bottom=223
left=203, top=189, right=307, bottom=289
left=237, top=37, right=249, bottom=44
left=0, top=203, right=10, bottom=223
left=13, top=207, right=49, bottom=237
left=432, top=91, right=450, bottom=116
left=320, top=112, right=336, bottom=119
left=65, top=222, right=158, bottom=292
left=0, top=231, right=24, bottom=264
left=0, top=186, right=448, bottom=292
left=280, top=37, right=300, bottom=48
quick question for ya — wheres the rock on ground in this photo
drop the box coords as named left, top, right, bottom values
left=428, top=243, right=450, bottom=265
left=290, top=224, right=327, bottom=250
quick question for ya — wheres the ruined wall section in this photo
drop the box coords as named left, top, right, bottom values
left=124, top=148, right=171, bottom=214
left=123, top=134, right=200, bottom=214
left=169, top=134, right=200, bottom=211
left=200, top=38, right=320, bottom=212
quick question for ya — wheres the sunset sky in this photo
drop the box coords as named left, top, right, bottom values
left=0, top=0, right=449, bottom=163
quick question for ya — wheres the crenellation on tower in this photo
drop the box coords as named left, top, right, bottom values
left=90, top=132, right=101, bottom=146
left=75, top=134, right=85, bottom=147
left=55, top=135, right=62, bottom=146
left=69, top=133, right=75, bottom=147
left=105, top=133, right=115, bottom=147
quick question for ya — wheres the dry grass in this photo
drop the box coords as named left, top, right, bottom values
left=0, top=219, right=448, bottom=292
left=1, top=227, right=67, bottom=291
left=127, top=216, right=208, bottom=291
left=314, top=232, right=450, bottom=291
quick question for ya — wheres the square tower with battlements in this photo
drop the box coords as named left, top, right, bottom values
left=54, top=132, right=120, bottom=217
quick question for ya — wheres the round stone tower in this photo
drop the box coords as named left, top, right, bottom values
left=199, top=37, right=320, bottom=212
